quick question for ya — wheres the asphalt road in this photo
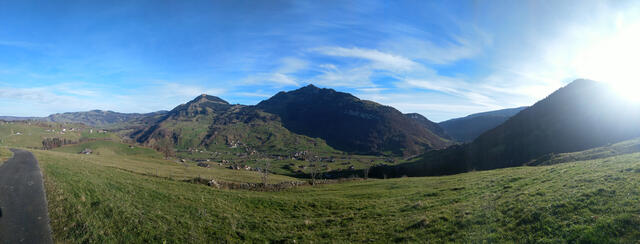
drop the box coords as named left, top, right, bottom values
left=0, top=149, right=53, bottom=244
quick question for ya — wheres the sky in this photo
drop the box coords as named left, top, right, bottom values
left=1, top=0, right=640, bottom=122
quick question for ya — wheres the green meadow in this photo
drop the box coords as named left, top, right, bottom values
left=3, top=122, right=639, bottom=242
left=38, top=144, right=640, bottom=242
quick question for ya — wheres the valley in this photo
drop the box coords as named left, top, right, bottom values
left=1, top=80, right=639, bottom=242
left=4, top=2, right=640, bottom=242
left=36, top=137, right=640, bottom=242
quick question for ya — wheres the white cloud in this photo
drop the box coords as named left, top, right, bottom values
left=356, top=91, right=493, bottom=122
left=242, top=57, right=308, bottom=87
left=244, top=72, right=300, bottom=87
left=278, top=57, right=309, bottom=74
left=0, top=81, right=229, bottom=116
left=382, top=36, right=483, bottom=65
left=312, top=65, right=374, bottom=88
left=312, top=46, right=420, bottom=72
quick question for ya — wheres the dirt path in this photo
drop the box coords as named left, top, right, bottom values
left=0, top=149, right=53, bottom=244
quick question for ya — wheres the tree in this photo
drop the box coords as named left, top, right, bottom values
left=363, top=159, right=374, bottom=179
left=363, top=165, right=371, bottom=180
left=261, top=158, right=271, bottom=186
left=160, top=137, right=174, bottom=159
left=309, top=163, right=321, bottom=186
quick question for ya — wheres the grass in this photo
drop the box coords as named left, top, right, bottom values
left=530, top=137, right=640, bottom=166
left=179, top=148, right=398, bottom=176
left=53, top=140, right=162, bottom=159
left=0, top=121, right=85, bottom=148
left=38, top=147, right=640, bottom=242
left=48, top=141, right=298, bottom=184
left=0, top=146, right=11, bottom=164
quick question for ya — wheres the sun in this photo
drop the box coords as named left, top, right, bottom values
left=609, top=80, right=640, bottom=103
left=572, top=17, right=640, bottom=103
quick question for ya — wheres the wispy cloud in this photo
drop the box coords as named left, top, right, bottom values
left=312, top=46, right=420, bottom=72
left=242, top=57, right=309, bottom=87
left=312, top=65, right=374, bottom=88
left=0, top=81, right=229, bottom=116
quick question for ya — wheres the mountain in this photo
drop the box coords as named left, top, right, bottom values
left=0, top=116, right=40, bottom=121
left=133, top=85, right=450, bottom=156
left=132, top=94, right=236, bottom=149
left=256, top=84, right=450, bottom=155
left=405, top=113, right=451, bottom=140
left=131, top=93, right=339, bottom=155
left=371, top=79, right=640, bottom=177
left=43, top=110, right=168, bottom=128
left=438, top=106, right=527, bottom=142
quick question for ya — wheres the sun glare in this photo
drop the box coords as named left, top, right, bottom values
left=575, top=16, right=640, bottom=103
left=573, top=17, right=640, bottom=103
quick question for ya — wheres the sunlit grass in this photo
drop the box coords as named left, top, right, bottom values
left=0, top=122, right=85, bottom=149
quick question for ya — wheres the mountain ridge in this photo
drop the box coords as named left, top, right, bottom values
left=439, top=106, right=528, bottom=142
left=131, top=84, right=449, bottom=156
left=255, top=84, right=450, bottom=155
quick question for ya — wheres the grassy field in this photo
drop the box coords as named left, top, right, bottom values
left=48, top=141, right=298, bottom=184
left=38, top=146, right=640, bottom=242
left=530, top=137, right=640, bottom=166
left=0, top=121, right=86, bottom=148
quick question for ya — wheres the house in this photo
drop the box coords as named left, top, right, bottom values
left=197, top=162, right=211, bottom=168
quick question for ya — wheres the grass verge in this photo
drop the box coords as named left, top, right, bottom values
left=0, top=146, right=12, bottom=164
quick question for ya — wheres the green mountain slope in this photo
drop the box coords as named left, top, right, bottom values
left=132, top=94, right=338, bottom=155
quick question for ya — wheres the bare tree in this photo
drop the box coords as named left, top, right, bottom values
left=363, top=165, right=371, bottom=180
left=363, top=160, right=374, bottom=179
left=261, top=158, right=271, bottom=186
left=160, top=137, right=174, bottom=159
left=309, top=163, right=321, bottom=186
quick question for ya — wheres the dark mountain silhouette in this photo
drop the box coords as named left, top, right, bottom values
left=371, top=79, right=640, bottom=177
left=405, top=113, right=451, bottom=140
left=256, top=84, right=450, bottom=156
left=439, top=106, right=528, bottom=142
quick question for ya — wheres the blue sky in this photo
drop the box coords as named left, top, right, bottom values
left=1, top=0, right=639, bottom=121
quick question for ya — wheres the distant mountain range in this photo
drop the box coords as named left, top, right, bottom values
left=0, top=116, right=40, bottom=121
left=0, top=85, right=451, bottom=156
left=372, top=79, right=640, bottom=176
left=7, top=79, right=635, bottom=172
left=405, top=113, right=451, bottom=140
left=0, top=110, right=168, bottom=128
left=438, top=106, right=528, bottom=142
left=132, top=85, right=450, bottom=156
left=44, top=110, right=168, bottom=128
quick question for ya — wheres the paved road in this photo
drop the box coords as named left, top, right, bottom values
left=0, top=149, right=53, bottom=244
